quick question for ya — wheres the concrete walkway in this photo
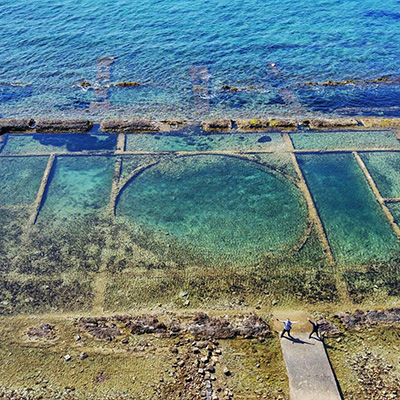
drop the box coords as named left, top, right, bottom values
left=279, top=332, right=342, bottom=400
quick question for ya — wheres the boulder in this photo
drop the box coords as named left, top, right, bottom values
left=35, top=119, right=93, bottom=133
left=0, top=118, right=34, bottom=134
left=100, top=119, right=161, bottom=133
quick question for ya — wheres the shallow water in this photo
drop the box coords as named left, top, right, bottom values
left=297, top=153, right=400, bottom=264
left=125, top=132, right=286, bottom=152
left=1, top=133, right=117, bottom=154
left=1, top=0, right=400, bottom=119
left=388, top=203, right=400, bottom=225
left=0, top=156, right=48, bottom=206
left=360, top=152, right=400, bottom=198
left=39, top=156, right=115, bottom=220
left=291, top=130, right=400, bottom=150
left=117, top=155, right=307, bottom=265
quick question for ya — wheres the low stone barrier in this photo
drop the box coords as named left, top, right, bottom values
left=300, top=117, right=359, bottom=129
left=100, top=119, right=161, bottom=133
left=1, top=116, right=400, bottom=135
left=201, top=119, right=233, bottom=131
left=0, top=118, right=34, bottom=134
left=35, top=119, right=93, bottom=133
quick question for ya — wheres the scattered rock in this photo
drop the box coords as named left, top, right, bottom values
left=340, top=308, right=400, bottom=329
left=79, top=352, right=88, bottom=360
left=27, top=324, right=56, bottom=340
left=188, top=312, right=270, bottom=340
left=126, top=315, right=168, bottom=335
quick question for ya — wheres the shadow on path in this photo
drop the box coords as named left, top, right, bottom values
left=282, top=336, right=315, bottom=345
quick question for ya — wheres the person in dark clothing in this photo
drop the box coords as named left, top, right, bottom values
left=307, top=317, right=323, bottom=339
left=277, top=318, right=298, bottom=339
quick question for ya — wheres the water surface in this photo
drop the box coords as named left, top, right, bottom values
left=1, top=0, right=400, bottom=119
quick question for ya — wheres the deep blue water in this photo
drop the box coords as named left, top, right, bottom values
left=1, top=0, right=400, bottom=119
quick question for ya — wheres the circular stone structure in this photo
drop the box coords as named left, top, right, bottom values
left=117, top=155, right=308, bottom=265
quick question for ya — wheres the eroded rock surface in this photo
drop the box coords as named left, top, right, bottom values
left=35, top=119, right=93, bottom=133
left=0, top=118, right=34, bottom=133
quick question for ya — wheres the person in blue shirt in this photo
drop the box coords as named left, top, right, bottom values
left=277, top=318, right=298, bottom=339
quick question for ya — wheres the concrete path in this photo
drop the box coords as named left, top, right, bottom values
left=279, top=332, right=342, bottom=400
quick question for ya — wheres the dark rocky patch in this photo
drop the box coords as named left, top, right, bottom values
left=340, top=308, right=400, bottom=329
left=77, top=317, right=122, bottom=340
left=126, top=315, right=168, bottom=335
left=188, top=312, right=270, bottom=340
left=75, top=313, right=270, bottom=341
left=27, top=323, right=56, bottom=340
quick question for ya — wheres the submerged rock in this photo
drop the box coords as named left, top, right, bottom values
left=35, top=119, right=93, bottom=133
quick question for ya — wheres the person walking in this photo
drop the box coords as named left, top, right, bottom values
left=277, top=318, right=298, bottom=339
left=307, top=318, right=322, bottom=339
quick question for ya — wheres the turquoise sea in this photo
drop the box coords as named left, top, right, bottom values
left=1, top=0, right=400, bottom=120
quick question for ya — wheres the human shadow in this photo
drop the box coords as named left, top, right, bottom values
left=281, top=336, right=314, bottom=345
left=309, top=336, right=323, bottom=342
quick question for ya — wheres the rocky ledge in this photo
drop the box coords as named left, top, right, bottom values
left=0, top=118, right=34, bottom=134
left=35, top=119, right=93, bottom=133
